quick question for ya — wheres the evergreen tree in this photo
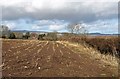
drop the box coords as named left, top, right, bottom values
left=9, top=32, right=16, bottom=39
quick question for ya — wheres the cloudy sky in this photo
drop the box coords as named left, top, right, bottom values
left=0, top=0, right=119, bottom=34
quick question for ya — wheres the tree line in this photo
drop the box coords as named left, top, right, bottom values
left=1, top=23, right=88, bottom=40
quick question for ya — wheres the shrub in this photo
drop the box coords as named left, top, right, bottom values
left=38, top=34, right=45, bottom=40
left=2, top=35, right=6, bottom=38
left=84, top=36, right=120, bottom=57
left=9, top=32, right=16, bottom=39
left=46, top=32, right=57, bottom=41
left=22, top=32, right=30, bottom=39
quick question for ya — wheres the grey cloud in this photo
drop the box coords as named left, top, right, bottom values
left=1, top=2, right=118, bottom=23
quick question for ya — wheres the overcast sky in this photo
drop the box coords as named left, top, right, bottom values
left=0, top=0, right=119, bottom=34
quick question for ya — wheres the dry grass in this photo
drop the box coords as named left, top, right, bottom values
left=57, top=41, right=118, bottom=68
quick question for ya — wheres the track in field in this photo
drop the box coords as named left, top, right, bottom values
left=2, top=40, right=117, bottom=77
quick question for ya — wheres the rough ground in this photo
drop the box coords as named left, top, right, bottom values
left=2, top=39, right=118, bottom=77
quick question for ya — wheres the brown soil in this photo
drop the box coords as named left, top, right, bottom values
left=2, top=39, right=118, bottom=77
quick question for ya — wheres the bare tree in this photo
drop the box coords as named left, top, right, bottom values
left=0, top=25, right=11, bottom=38
left=66, top=23, right=88, bottom=34
left=47, top=31, right=57, bottom=41
left=66, top=23, right=76, bottom=34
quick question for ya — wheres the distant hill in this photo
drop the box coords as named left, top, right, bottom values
left=11, top=30, right=47, bottom=33
left=89, top=32, right=119, bottom=36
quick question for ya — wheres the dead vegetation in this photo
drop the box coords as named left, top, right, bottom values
left=58, top=41, right=118, bottom=67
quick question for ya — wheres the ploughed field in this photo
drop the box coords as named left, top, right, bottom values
left=2, top=39, right=118, bottom=77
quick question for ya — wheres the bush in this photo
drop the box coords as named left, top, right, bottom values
left=38, top=34, right=45, bottom=40
left=22, top=32, right=30, bottom=39
left=2, top=35, right=6, bottom=38
left=9, top=32, right=16, bottom=39
left=46, top=32, right=57, bottom=41
left=84, top=36, right=120, bottom=57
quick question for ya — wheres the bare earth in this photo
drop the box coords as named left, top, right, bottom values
left=2, top=39, right=118, bottom=77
